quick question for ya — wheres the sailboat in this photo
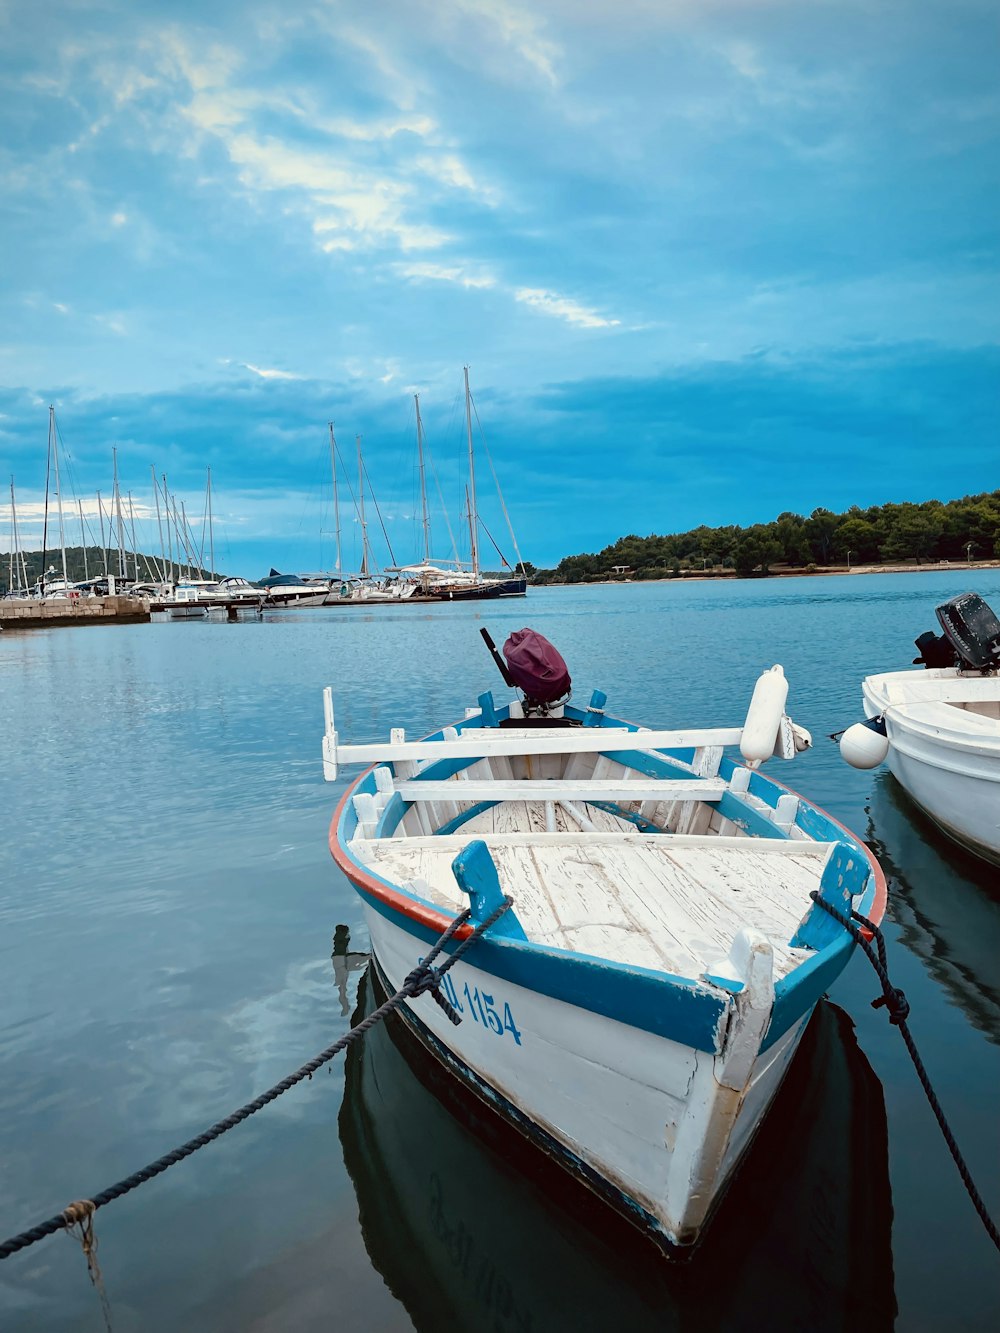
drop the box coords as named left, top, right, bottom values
left=394, top=370, right=527, bottom=601
left=329, top=428, right=422, bottom=603
left=4, top=478, right=31, bottom=598
left=35, top=406, right=77, bottom=598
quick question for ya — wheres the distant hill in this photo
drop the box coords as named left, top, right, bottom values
left=533, top=491, right=1000, bottom=582
left=1, top=546, right=217, bottom=592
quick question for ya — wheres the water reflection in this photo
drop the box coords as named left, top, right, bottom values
left=331, top=925, right=369, bottom=1016
left=867, top=774, right=1000, bottom=1046
left=340, top=970, right=895, bottom=1332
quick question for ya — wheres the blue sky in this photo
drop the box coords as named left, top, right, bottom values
left=1, top=0, right=997, bottom=574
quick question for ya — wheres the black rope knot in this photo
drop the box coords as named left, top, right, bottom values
left=871, top=986, right=910, bottom=1025
left=401, top=963, right=461, bottom=1025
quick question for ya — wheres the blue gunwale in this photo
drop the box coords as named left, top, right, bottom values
left=332, top=695, right=885, bottom=1056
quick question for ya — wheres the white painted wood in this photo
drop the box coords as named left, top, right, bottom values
left=773, top=792, right=799, bottom=834
left=728, top=767, right=751, bottom=794
left=714, top=928, right=775, bottom=1089
left=693, top=745, right=724, bottom=778
left=394, top=779, right=727, bottom=803
left=362, top=834, right=821, bottom=982
left=326, top=725, right=745, bottom=770
left=355, top=832, right=833, bottom=854
left=559, top=799, right=601, bottom=832
left=352, top=791, right=379, bottom=839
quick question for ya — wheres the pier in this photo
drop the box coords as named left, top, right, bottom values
left=0, top=595, right=150, bottom=629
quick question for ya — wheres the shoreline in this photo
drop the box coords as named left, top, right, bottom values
left=536, top=560, right=1000, bottom=588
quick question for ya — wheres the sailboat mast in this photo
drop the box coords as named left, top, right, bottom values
left=96, top=490, right=109, bottom=576
left=41, top=416, right=51, bottom=595
left=207, top=467, right=215, bottom=578
left=465, top=484, right=475, bottom=566
left=463, top=366, right=479, bottom=578
left=357, top=433, right=370, bottom=579
left=12, top=479, right=29, bottom=593
left=151, top=466, right=166, bottom=581
left=51, top=407, right=69, bottom=584
left=8, top=478, right=15, bottom=594
left=127, top=492, right=142, bottom=581
left=180, top=500, right=192, bottom=578
left=328, top=422, right=342, bottom=576
left=415, top=394, right=431, bottom=564
left=78, top=499, right=89, bottom=581
left=162, top=474, right=174, bottom=581
left=112, top=447, right=126, bottom=580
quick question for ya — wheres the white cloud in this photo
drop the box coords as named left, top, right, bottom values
left=243, top=363, right=305, bottom=381
left=454, top=0, right=561, bottom=87
left=399, top=261, right=497, bottom=289
left=515, top=287, right=620, bottom=329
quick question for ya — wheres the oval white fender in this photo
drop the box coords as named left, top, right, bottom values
left=740, top=665, right=789, bottom=763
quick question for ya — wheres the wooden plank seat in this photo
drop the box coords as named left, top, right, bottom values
left=393, top=779, right=728, bottom=803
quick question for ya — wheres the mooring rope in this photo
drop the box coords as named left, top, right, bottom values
left=0, top=897, right=512, bottom=1262
left=810, top=891, right=1000, bottom=1253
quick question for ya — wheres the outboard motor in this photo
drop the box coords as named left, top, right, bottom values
left=480, top=627, right=575, bottom=722
left=912, top=630, right=957, bottom=669
left=503, top=628, right=572, bottom=705
left=934, top=592, right=1000, bottom=674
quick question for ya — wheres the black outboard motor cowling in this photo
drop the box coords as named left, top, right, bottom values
left=912, top=630, right=957, bottom=668
left=934, top=592, right=1000, bottom=673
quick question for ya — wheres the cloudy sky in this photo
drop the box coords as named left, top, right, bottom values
left=1, top=0, right=997, bottom=574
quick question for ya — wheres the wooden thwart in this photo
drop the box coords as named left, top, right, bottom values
left=367, top=831, right=836, bottom=855
left=393, top=778, right=728, bottom=803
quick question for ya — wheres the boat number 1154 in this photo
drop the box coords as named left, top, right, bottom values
left=437, top=971, right=522, bottom=1045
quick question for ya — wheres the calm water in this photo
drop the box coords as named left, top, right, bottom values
left=1, top=572, right=999, bottom=1331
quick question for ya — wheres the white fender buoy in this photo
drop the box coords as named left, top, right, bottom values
left=740, top=665, right=789, bottom=763
left=840, top=717, right=890, bottom=770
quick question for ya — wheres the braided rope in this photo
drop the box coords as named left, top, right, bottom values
left=0, top=897, right=511, bottom=1261
left=810, top=892, right=999, bottom=1253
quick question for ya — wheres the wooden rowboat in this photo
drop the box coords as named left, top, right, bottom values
left=323, top=635, right=887, bottom=1251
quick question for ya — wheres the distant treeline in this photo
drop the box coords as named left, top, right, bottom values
left=532, top=492, right=1000, bottom=583
left=1, top=546, right=216, bottom=592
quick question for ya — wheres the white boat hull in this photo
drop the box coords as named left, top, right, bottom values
left=863, top=671, right=1000, bottom=865
left=364, top=905, right=807, bottom=1247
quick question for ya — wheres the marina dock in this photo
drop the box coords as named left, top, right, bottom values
left=0, top=595, right=150, bottom=629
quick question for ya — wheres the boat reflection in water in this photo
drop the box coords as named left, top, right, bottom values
left=339, top=964, right=895, bottom=1332
left=331, top=925, right=370, bottom=1017
left=867, top=774, right=1000, bottom=1046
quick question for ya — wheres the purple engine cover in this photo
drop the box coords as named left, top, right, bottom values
left=502, top=628, right=571, bottom=702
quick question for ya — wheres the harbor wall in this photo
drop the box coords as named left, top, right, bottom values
left=0, top=596, right=150, bottom=628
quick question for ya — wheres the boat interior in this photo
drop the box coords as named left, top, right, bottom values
left=350, top=746, right=849, bottom=986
